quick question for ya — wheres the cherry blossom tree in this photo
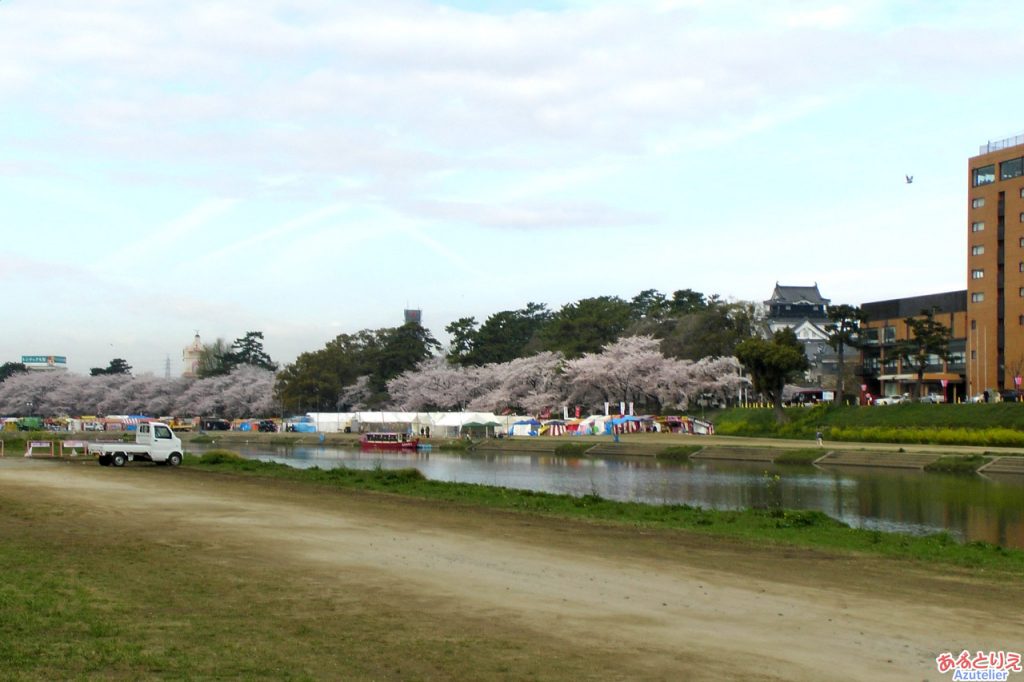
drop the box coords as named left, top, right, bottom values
left=174, top=366, right=277, bottom=418
left=466, top=352, right=566, bottom=414
left=687, top=356, right=747, bottom=407
left=563, top=336, right=669, bottom=411
left=0, top=367, right=277, bottom=418
left=337, top=375, right=374, bottom=411
left=383, top=339, right=746, bottom=416
left=387, top=358, right=476, bottom=411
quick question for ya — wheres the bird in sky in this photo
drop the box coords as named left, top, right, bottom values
left=906, top=175, right=914, bottom=184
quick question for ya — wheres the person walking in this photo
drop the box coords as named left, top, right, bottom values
left=815, top=429, right=824, bottom=447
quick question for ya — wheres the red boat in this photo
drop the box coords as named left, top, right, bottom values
left=359, top=432, right=419, bottom=451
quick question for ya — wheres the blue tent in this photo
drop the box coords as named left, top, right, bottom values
left=285, top=416, right=317, bottom=433
left=510, top=418, right=541, bottom=437
left=604, top=415, right=642, bottom=434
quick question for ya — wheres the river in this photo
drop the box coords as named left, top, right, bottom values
left=189, top=443, right=1024, bottom=548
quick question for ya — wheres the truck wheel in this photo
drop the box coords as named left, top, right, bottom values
left=98, top=455, right=110, bottom=466
left=112, top=453, right=127, bottom=467
left=167, top=452, right=182, bottom=467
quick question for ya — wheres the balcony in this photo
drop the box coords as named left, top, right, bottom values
left=855, top=364, right=878, bottom=378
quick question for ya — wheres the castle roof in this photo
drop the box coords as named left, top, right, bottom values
left=766, top=283, right=829, bottom=306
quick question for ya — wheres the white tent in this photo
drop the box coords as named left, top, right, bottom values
left=431, top=412, right=517, bottom=437
left=351, top=412, right=422, bottom=434
left=576, top=415, right=609, bottom=435
left=305, top=412, right=356, bottom=433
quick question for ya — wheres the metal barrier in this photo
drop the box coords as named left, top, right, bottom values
left=24, top=441, right=54, bottom=458
left=60, top=440, right=87, bottom=457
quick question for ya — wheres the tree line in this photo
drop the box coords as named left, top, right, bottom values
left=0, top=288, right=954, bottom=421
left=274, top=289, right=759, bottom=413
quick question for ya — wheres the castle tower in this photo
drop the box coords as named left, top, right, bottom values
left=182, top=332, right=203, bottom=378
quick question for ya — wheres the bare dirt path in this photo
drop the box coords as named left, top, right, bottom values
left=2, top=458, right=1020, bottom=681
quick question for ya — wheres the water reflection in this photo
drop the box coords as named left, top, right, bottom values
left=189, top=443, right=1024, bottom=548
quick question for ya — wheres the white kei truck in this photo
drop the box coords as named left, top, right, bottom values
left=87, top=422, right=184, bottom=467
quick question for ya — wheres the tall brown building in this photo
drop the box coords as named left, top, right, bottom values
left=967, top=133, right=1024, bottom=394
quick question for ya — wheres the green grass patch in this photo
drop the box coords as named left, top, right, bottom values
left=714, top=403, right=1024, bottom=447
left=655, top=445, right=701, bottom=461
left=186, top=453, right=1024, bottom=575
left=0, top=489, right=589, bottom=680
left=773, top=449, right=824, bottom=465
left=434, top=438, right=472, bottom=451
left=197, top=449, right=247, bottom=465
left=924, top=454, right=991, bottom=474
left=188, top=433, right=214, bottom=444
left=554, top=442, right=592, bottom=456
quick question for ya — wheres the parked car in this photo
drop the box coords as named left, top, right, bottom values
left=917, top=394, right=946, bottom=404
left=874, top=393, right=910, bottom=406
left=999, top=390, right=1022, bottom=402
left=201, top=418, right=231, bottom=431
left=257, top=419, right=278, bottom=433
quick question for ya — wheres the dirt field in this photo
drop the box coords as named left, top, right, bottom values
left=2, top=458, right=1021, bottom=681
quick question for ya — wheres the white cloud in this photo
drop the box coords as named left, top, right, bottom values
left=2, top=0, right=1022, bottom=372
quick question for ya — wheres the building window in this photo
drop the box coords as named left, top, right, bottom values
left=883, top=326, right=896, bottom=343
left=972, top=197, right=986, bottom=208
left=972, top=269, right=985, bottom=279
left=1020, top=212, right=1024, bottom=223
left=1020, top=262, right=1024, bottom=272
left=1001, top=157, right=1024, bottom=181
left=971, top=350, right=978, bottom=360
left=973, top=164, right=995, bottom=186
left=1019, top=314, right=1024, bottom=326
left=1020, top=236, right=1024, bottom=247
left=972, top=292, right=985, bottom=302
left=1020, top=287, right=1024, bottom=297
left=972, top=245, right=985, bottom=255
left=972, top=221, right=985, bottom=232
left=971, top=319, right=977, bottom=330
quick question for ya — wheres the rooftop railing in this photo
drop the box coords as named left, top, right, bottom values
left=980, top=132, right=1024, bottom=155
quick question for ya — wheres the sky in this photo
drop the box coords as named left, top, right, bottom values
left=3, top=0, right=1024, bottom=376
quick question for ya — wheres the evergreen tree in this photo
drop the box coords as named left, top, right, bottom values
left=892, top=309, right=951, bottom=398
left=538, top=296, right=633, bottom=358
left=90, top=358, right=132, bottom=376
left=444, top=316, right=479, bottom=365
left=232, top=331, right=278, bottom=371
left=735, top=328, right=809, bottom=422
left=825, top=304, right=868, bottom=406
left=0, top=362, right=28, bottom=383
left=196, top=338, right=235, bottom=378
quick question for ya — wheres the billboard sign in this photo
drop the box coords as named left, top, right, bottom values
left=21, top=355, right=67, bottom=367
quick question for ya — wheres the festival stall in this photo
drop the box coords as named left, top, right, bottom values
left=509, top=418, right=541, bottom=437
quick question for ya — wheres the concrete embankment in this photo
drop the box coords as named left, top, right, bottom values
left=979, top=456, right=1024, bottom=475
left=471, top=438, right=1024, bottom=472
left=9, top=431, right=1023, bottom=474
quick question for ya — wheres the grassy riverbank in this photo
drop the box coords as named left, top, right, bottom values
left=713, top=402, right=1024, bottom=447
left=189, top=451, right=1024, bottom=575
left=6, top=458, right=1022, bottom=680
left=0, top=465, right=615, bottom=680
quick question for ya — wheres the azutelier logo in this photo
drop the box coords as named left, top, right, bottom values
left=936, top=651, right=1022, bottom=681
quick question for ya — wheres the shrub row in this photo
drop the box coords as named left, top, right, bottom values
left=713, top=404, right=1024, bottom=447
left=828, top=426, right=1024, bottom=447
